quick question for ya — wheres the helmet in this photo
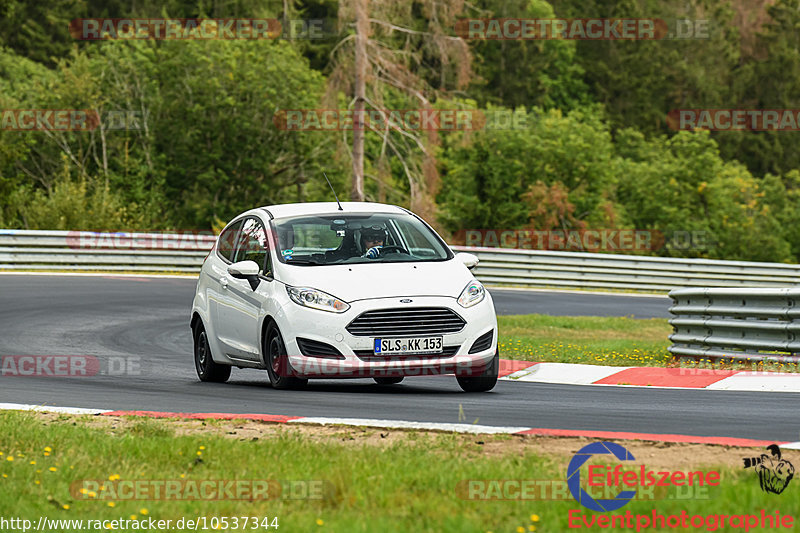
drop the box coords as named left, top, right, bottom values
left=358, top=225, right=387, bottom=253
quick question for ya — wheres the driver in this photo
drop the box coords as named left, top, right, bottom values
left=360, top=226, right=387, bottom=258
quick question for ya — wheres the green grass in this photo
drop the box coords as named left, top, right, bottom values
left=1, top=412, right=796, bottom=533
left=497, top=314, right=672, bottom=367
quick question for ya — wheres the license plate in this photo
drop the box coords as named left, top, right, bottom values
left=374, top=336, right=443, bottom=355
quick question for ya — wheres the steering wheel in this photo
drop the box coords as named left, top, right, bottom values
left=380, top=245, right=409, bottom=255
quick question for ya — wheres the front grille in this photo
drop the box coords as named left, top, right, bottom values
left=346, top=307, right=466, bottom=337
left=469, top=330, right=494, bottom=354
left=296, top=337, right=345, bottom=359
left=354, top=345, right=460, bottom=361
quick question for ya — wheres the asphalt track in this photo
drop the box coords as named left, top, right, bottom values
left=0, top=274, right=797, bottom=442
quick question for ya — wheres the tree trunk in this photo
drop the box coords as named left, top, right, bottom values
left=351, top=0, right=368, bottom=201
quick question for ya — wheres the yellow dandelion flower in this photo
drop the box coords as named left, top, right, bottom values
left=530, top=514, right=540, bottom=522
left=49, top=467, right=57, bottom=472
left=140, top=509, right=148, bottom=516
left=108, top=502, right=116, bottom=508
left=316, top=519, right=324, bottom=526
left=6, top=456, right=13, bottom=462
left=63, top=505, right=70, bottom=510
left=29, top=461, right=36, bottom=465
left=44, top=447, right=52, bottom=452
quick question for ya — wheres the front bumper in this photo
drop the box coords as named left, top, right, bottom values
left=274, top=295, right=497, bottom=378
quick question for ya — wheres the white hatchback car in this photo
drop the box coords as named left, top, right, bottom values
left=190, top=202, right=498, bottom=392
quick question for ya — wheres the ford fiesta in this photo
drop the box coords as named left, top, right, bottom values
left=190, top=202, right=498, bottom=392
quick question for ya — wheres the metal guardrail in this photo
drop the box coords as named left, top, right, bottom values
left=0, top=230, right=214, bottom=273
left=668, top=288, right=800, bottom=362
left=451, top=246, right=800, bottom=291
left=1, top=230, right=799, bottom=292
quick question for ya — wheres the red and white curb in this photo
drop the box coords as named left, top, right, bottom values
left=499, top=361, right=800, bottom=392
left=2, top=402, right=799, bottom=449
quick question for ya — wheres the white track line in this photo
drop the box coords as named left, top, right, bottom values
left=0, top=402, right=112, bottom=415
left=289, top=417, right=529, bottom=434
left=504, top=362, right=631, bottom=385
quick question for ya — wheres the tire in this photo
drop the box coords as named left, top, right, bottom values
left=194, top=322, right=231, bottom=383
left=264, top=322, right=308, bottom=390
left=456, top=349, right=499, bottom=392
left=374, top=377, right=404, bottom=385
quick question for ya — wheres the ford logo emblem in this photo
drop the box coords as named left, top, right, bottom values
left=400, top=299, right=413, bottom=303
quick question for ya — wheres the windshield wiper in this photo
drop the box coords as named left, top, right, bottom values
left=284, top=258, right=322, bottom=266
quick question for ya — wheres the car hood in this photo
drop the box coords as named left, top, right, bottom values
left=275, top=259, right=473, bottom=302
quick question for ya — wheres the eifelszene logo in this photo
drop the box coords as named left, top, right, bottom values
left=567, top=441, right=721, bottom=512
left=568, top=442, right=637, bottom=511
left=743, top=444, right=795, bottom=494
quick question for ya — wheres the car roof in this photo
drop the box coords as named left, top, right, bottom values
left=259, top=202, right=407, bottom=219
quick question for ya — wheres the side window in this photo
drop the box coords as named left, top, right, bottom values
left=217, top=220, right=243, bottom=262
left=232, top=218, right=269, bottom=273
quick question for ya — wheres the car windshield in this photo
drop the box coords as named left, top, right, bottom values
left=271, top=213, right=452, bottom=266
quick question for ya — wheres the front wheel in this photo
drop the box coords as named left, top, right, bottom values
left=456, top=350, right=499, bottom=392
left=194, top=323, right=231, bottom=383
left=265, top=323, right=308, bottom=390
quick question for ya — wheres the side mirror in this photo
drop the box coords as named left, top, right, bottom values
left=455, top=252, right=479, bottom=270
left=228, top=260, right=261, bottom=290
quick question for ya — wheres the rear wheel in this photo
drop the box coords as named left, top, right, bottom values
left=374, top=377, right=404, bottom=385
left=457, top=349, right=499, bottom=392
left=194, top=323, right=231, bottom=383
left=265, top=322, right=308, bottom=390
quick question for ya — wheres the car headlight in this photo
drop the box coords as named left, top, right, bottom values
left=286, top=286, right=350, bottom=313
left=457, top=280, right=485, bottom=308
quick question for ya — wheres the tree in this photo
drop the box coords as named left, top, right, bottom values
left=326, top=0, right=472, bottom=219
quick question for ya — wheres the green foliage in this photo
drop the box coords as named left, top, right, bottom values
left=14, top=156, right=145, bottom=230
left=440, top=111, right=797, bottom=261
left=468, top=0, right=592, bottom=111
left=1, top=0, right=799, bottom=264
left=438, top=106, right=621, bottom=233
left=0, top=37, right=343, bottom=230
left=616, top=130, right=794, bottom=261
